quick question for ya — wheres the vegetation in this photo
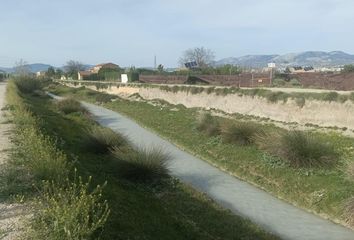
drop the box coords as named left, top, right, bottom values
left=196, top=113, right=221, bottom=136
left=13, top=76, right=42, bottom=93
left=56, top=98, right=87, bottom=114
left=83, top=126, right=129, bottom=154
left=47, top=84, right=354, bottom=227
left=222, top=122, right=264, bottom=146
left=3, top=80, right=110, bottom=239
left=342, top=64, right=354, bottom=73
left=28, top=178, right=110, bottom=240
left=111, top=146, right=170, bottom=182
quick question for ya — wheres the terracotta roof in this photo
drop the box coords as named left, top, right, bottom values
left=79, top=71, right=92, bottom=76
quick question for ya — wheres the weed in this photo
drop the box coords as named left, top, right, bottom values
left=95, top=93, right=116, bottom=103
left=27, top=177, right=110, bottom=240
left=322, top=92, right=339, bottom=102
left=14, top=76, right=42, bottom=93
left=264, top=131, right=339, bottom=168
left=295, top=97, right=306, bottom=108
left=57, top=98, right=87, bottom=114
left=111, top=147, right=170, bottom=182
left=196, top=113, right=221, bottom=136
left=83, top=126, right=129, bottom=154
left=222, top=122, right=264, bottom=146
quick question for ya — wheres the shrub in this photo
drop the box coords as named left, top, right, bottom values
left=272, top=78, right=286, bottom=87
left=349, top=92, right=354, bottom=102
left=95, top=93, right=116, bottom=103
left=196, top=113, right=220, bottom=136
left=265, top=91, right=288, bottom=103
left=57, top=98, right=87, bottom=114
left=261, top=131, right=339, bottom=168
left=295, top=97, right=306, bottom=108
left=27, top=177, right=110, bottom=240
left=13, top=76, right=42, bottom=93
left=83, top=126, right=129, bottom=154
left=222, top=122, right=264, bottom=146
left=289, top=79, right=301, bottom=86
left=15, top=128, right=69, bottom=183
left=322, top=92, right=339, bottom=102
left=111, top=147, right=170, bottom=182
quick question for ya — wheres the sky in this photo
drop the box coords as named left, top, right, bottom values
left=0, top=0, right=353, bottom=68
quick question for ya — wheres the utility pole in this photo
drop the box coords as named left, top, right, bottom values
left=154, top=55, right=157, bottom=70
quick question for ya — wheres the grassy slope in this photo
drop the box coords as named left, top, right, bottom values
left=24, top=92, right=277, bottom=239
left=48, top=84, right=354, bottom=226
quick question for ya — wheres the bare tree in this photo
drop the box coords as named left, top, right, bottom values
left=64, top=60, right=85, bottom=79
left=179, top=47, right=215, bottom=68
left=14, top=59, right=31, bottom=76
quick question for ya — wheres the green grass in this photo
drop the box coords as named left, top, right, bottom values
left=222, top=122, right=265, bottom=146
left=47, top=84, right=354, bottom=227
left=22, top=83, right=279, bottom=239
left=196, top=113, right=221, bottom=136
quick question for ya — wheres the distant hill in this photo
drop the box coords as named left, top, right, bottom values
left=0, top=63, right=53, bottom=73
left=215, top=51, right=354, bottom=68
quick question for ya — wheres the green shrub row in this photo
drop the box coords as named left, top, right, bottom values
left=4, top=80, right=110, bottom=239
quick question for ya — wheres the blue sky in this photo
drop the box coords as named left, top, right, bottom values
left=0, top=0, right=353, bottom=67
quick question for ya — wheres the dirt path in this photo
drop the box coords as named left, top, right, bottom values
left=0, top=81, right=25, bottom=240
left=48, top=93, right=354, bottom=240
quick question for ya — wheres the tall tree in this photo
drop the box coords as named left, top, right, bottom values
left=64, top=60, right=85, bottom=79
left=179, top=47, right=215, bottom=68
left=46, top=66, right=56, bottom=77
left=14, top=59, right=31, bottom=76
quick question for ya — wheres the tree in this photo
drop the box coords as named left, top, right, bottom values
left=64, top=60, right=85, bottom=79
left=14, top=59, right=31, bottom=76
left=179, top=47, right=215, bottom=68
left=46, top=66, right=56, bottom=77
left=157, top=64, right=164, bottom=73
left=55, top=69, right=64, bottom=79
left=342, top=64, right=354, bottom=73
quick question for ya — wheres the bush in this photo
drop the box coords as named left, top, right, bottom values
left=222, top=122, right=264, bottom=146
left=295, top=97, right=306, bottom=108
left=272, top=78, right=286, bottom=87
left=57, top=98, right=87, bottom=114
left=289, top=79, right=301, bottom=86
left=95, top=93, right=116, bottom=103
left=83, top=126, right=129, bottom=154
left=196, top=113, right=220, bottom=136
left=14, top=76, right=42, bottom=93
left=265, top=91, right=288, bottom=103
left=111, top=147, right=170, bottom=182
left=27, top=178, right=110, bottom=240
left=322, top=92, right=339, bottom=102
left=15, top=128, right=69, bottom=183
left=261, top=131, right=339, bottom=168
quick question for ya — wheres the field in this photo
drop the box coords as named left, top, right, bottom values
left=48, top=83, right=354, bottom=228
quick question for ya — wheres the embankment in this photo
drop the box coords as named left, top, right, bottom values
left=59, top=81, right=354, bottom=130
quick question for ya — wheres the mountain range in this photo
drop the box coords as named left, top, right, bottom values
left=214, top=51, right=354, bottom=68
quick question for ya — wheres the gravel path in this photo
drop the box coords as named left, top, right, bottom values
left=0, top=81, right=26, bottom=240
left=49, top=93, right=354, bottom=240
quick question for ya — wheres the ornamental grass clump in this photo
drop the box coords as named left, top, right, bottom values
left=222, top=122, right=265, bottom=146
left=196, top=113, right=220, bottom=137
left=83, top=126, right=129, bottom=154
left=57, top=98, right=87, bottom=114
left=111, top=146, right=170, bottom=183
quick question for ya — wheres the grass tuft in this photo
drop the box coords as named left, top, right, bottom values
left=57, top=98, right=87, bottom=114
left=196, top=113, right=220, bottom=136
left=259, top=131, right=339, bottom=168
left=222, top=122, right=264, bottom=146
left=111, top=146, right=170, bottom=182
left=83, top=126, right=129, bottom=154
